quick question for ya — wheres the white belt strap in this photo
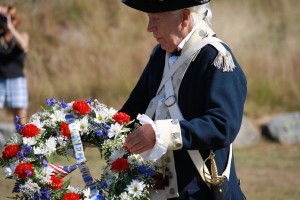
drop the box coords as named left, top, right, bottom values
left=164, top=76, right=232, bottom=184
left=162, top=37, right=233, bottom=185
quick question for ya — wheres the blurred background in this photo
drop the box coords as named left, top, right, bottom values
left=0, top=0, right=300, bottom=199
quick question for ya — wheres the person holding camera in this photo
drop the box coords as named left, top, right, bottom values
left=0, top=4, right=29, bottom=125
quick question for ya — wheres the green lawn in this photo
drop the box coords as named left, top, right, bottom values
left=235, top=140, right=300, bottom=200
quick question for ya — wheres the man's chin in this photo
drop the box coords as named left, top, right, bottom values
left=158, top=44, right=169, bottom=52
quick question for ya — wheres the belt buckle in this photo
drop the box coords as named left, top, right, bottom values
left=164, top=95, right=176, bottom=107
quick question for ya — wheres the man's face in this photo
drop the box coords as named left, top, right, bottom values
left=147, top=10, right=188, bottom=52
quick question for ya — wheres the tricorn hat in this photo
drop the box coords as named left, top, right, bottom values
left=122, top=0, right=211, bottom=13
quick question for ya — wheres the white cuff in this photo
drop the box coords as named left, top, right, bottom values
left=154, top=119, right=182, bottom=150
left=136, top=114, right=168, bottom=161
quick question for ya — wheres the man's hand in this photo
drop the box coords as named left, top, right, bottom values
left=125, top=124, right=156, bottom=154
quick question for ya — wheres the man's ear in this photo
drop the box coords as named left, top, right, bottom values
left=181, top=9, right=191, bottom=28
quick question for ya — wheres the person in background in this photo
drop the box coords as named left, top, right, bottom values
left=121, top=0, right=247, bottom=199
left=0, top=4, right=29, bottom=125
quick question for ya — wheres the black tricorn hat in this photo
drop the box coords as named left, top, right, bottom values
left=122, top=0, right=211, bottom=13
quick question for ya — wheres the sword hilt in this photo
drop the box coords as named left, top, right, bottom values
left=203, top=150, right=225, bottom=187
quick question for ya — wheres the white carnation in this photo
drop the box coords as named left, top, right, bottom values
left=127, top=154, right=144, bottom=164
left=50, top=110, right=66, bottom=123
left=108, top=123, right=124, bottom=138
left=45, top=137, right=57, bottom=154
left=126, top=179, right=146, bottom=198
left=23, top=137, right=37, bottom=146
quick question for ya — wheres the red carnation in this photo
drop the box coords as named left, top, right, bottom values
left=14, top=163, right=34, bottom=179
left=72, top=100, right=91, bottom=115
left=60, top=122, right=71, bottom=138
left=49, top=176, right=63, bottom=190
left=2, top=144, right=20, bottom=160
left=21, top=124, right=41, bottom=138
left=111, top=158, right=129, bottom=172
left=62, top=192, right=80, bottom=200
left=112, top=112, right=130, bottom=124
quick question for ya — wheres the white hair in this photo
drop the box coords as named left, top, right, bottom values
left=188, top=3, right=212, bottom=27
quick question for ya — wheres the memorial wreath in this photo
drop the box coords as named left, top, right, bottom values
left=1, top=98, right=158, bottom=200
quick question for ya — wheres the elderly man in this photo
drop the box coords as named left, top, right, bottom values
left=121, top=0, right=247, bottom=199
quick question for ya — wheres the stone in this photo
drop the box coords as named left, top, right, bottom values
left=261, top=112, right=300, bottom=144
left=234, top=116, right=260, bottom=148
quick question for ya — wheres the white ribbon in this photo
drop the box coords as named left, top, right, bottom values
left=69, top=123, right=98, bottom=193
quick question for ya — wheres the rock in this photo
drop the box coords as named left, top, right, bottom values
left=234, top=116, right=260, bottom=148
left=261, top=112, right=300, bottom=144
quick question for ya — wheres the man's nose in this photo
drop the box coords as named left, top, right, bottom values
left=147, top=20, right=155, bottom=32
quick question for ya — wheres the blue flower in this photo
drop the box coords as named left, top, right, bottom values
left=37, top=154, right=43, bottom=160
left=65, top=114, right=75, bottom=123
left=138, top=166, right=154, bottom=177
left=40, top=188, right=51, bottom=199
left=86, top=99, right=92, bottom=104
left=33, top=191, right=42, bottom=200
left=12, top=182, right=21, bottom=193
left=42, top=160, right=48, bottom=167
left=25, top=170, right=33, bottom=177
left=60, top=98, right=68, bottom=108
left=96, top=129, right=108, bottom=140
left=18, top=144, right=33, bottom=161
left=14, top=115, right=20, bottom=123
left=96, top=129, right=103, bottom=136
left=22, top=144, right=32, bottom=157
left=34, top=188, right=51, bottom=200
left=46, top=98, right=57, bottom=106
left=91, top=192, right=105, bottom=200
left=99, top=181, right=108, bottom=188
left=18, top=151, right=24, bottom=161
left=103, top=123, right=110, bottom=130
left=16, top=123, right=23, bottom=131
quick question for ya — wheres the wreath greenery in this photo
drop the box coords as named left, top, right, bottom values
left=1, top=98, right=158, bottom=200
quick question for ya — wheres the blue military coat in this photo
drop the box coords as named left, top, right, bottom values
left=120, top=42, right=247, bottom=199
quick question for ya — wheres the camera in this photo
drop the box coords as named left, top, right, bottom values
left=0, top=14, right=8, bottom=31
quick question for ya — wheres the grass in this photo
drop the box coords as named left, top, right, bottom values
left=235, top=139, right=300, bottom=200
left=1, top=140, right=300, bottom=200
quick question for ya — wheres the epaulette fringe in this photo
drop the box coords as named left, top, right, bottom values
left=213, top=51, right=236, bottom=72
